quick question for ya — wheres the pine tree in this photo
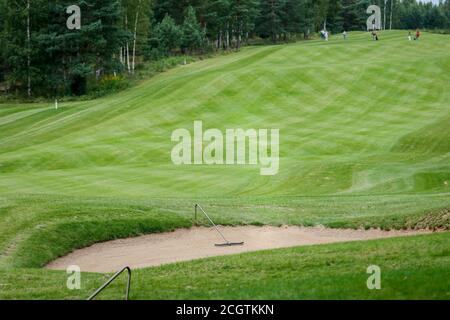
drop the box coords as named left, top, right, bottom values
left=3, top=0, right=128, bottom=96
left=181, top=6, right=205, bottom=54
left=281, top=0, right=307, bottom=40
left=340, top=0, right=368, bottom=31
left=63, top=0, right=128, bottom=95
left=0, top=0, right=6, bottom=83
left=153, top=0, right=209, bottom=25
left=257, top=0, right=286, bottom=43
left=203, top=0, right=231, bottom=49
left=444, top=0, right=450, bottom=26
left=151, top=14, right=182, bottom=57
left=3, top=0, right=39, bottom=96
left=230, top=0, right=260, bottom=50
left=326, top=0, right=343, bottom=33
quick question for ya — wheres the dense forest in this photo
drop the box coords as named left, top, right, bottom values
left=1, top=0, right=450, bottom=98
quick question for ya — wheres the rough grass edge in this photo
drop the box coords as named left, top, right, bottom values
left=6, top=207, right=448, bottom=269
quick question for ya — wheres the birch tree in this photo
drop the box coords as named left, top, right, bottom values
left=132, top=0, right=142, bottom=74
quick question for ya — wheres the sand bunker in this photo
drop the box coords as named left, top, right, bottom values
left=46, top=226, right=430, bottom=273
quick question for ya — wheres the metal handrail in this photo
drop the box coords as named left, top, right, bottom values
left=87, top=266, right=132, bottom=300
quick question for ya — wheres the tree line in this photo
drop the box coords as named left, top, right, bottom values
left=1, top=0, right=450, bottom=98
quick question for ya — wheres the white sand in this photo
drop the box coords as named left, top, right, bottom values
left=46, top=226, right=430, bottom=273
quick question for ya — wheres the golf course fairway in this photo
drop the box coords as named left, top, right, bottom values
left=0, top=31, right=448, bottom=300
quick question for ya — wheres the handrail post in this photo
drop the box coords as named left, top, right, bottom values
left=125, top=267, right=131, bottom=300
left=87, top=266, right=132, bottom=301
left=195, top=204, right=198, bottom=225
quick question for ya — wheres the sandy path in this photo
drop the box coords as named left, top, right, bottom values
left=46, top=226, right=430, bottom=273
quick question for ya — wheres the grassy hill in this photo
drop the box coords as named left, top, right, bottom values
left=0, top=31, right=448, bottom=299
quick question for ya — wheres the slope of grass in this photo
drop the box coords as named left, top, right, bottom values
left=0, top=31, right=449, bottom=299
left=0, top=194, right=448, bottom=269
left=0, top=32, right=448, bottom=198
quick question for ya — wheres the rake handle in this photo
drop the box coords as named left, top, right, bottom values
left=195, top=204, right=230, bottom=245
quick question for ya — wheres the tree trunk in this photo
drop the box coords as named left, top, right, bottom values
left=390, top=0, right=394, bottom=30
left=132, top=1, right=141, bottom=75
left=236, top=19, right=241, bottom=50
left=125, top=13, right=131, bottom=74
left=126, top=43, right=130, bottom=74
left=226, top=24, right=230, bottom=50
left=27, top=0, right=31, bottom=97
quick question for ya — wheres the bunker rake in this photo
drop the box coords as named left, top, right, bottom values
left=195, top=204, right=244, bottom=247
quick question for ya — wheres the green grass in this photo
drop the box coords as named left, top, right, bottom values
left=0, top=233, right=448, bottom=300
left=0, top=31, right=449, bottom=299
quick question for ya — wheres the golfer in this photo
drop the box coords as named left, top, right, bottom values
left=372, top=31, right=379, bottom=41
left=415, top=29, right=421, bottom=40
left=320, top=30, right=325, bottom=39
